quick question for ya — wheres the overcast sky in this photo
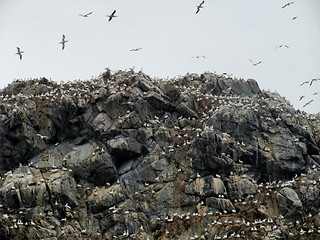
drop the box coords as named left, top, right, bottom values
left=0, top=0, right=319, bottom=113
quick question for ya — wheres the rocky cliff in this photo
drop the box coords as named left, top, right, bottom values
left=0, top=70, right=320, bottom=240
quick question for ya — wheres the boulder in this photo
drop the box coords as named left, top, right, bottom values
left=277, top=187, right=303, bottom=221
left=226, top=176, right=258, bottom=199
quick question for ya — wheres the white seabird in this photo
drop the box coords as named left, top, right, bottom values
left=196, top=1, right=204, bottom=14
left=130, top=48, right=142, bottom=52
left=107, top=10, right=117, bottom=21
left=310, top=78, right=319, bottom=86
left=274, top=45, right=289, bottom=50
left=282, top=2, right=294, bottom=8
left=192, top=55, right=206, bottom=59
left=59, top=35, right=68, bottom=50
left=303, top=99, right=313, bottom=107
left=300, top=81, right=309, bottom=86
left=249, top=59, right=262, bottom=66
left=15, top=47, right=24, bottom=60
left=79, top=11, right=92, bottom=17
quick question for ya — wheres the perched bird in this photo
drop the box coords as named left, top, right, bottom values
left=274, top=45, right=289, bottom=50
left=300, top=81, right=309, bottom=86
left=303, top=99, right=313, bottom=107
left=130, top=48, right=142, bottom=52
left=196, top=1, right=205, bottom=14
left=282, top=2, right=294, bottom=8
left=249, top=59, right=262, bottom=66
left=292, top=16, right=298, bottom=20
left=107, top=10, right=117, bottom=21
left=59, top=35, right=68, bottom=50
left=299, top=96, right=305, bottom=101
left=310, top=78, right=319, bottom=86
left=15, top=47, right=24, bottom=60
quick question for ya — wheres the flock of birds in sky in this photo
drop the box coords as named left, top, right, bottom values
left=12, top=1, right=318, bottom=109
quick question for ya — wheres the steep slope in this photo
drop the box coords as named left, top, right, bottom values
left=0, top=70, right=319, bottom=239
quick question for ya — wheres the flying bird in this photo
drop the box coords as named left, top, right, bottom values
left=59, top=35, right=68, bottom=50
left=300, top=81, right=309, bottom=86
left=79, top=11, right=92, bottom=17
left=313, top=92, right=318, bottom=96
left=130, top=48, right=142, bottom=52
left=303, top=99, right=313, bottom=107
left=107, top=10, right=117, bottom=21
left=15, top=47, right=24, bottom=60
left=292, top=16, right=298, bottom=20
left=192, top=55, right=206, bottom=59
left=249, top=59, right=262, bottom=66
left=196, top=1, right=205, bottom=14
left=310, top=78, right=319, bottom=86
left=274, top=45, right=289, bottom=50
left=282, top=2, right=294, bottom=8
left=299, top=96, right=305, bottom=101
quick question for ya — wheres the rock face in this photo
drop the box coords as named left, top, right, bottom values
left=0, top=71, right=320, bottom=239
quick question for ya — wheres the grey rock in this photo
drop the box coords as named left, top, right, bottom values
left=65, top=142, right=117, bottom=186
left=277, top=187, right=303, bottom=221
left=226, top=176, right=257, bottom=199
left=185, top=176, right=227, bottom=197
left=205, top=197, right=235, bottom=212
left=107, top=136, right=143, bottom=163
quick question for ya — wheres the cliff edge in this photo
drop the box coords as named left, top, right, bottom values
left=0, top=70, right=320, bottom=239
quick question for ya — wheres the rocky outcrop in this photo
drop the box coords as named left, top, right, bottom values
left=0, top=71, right=319, bottom=239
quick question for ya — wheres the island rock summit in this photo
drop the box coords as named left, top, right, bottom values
left=0, top=70, right=320, bottom=239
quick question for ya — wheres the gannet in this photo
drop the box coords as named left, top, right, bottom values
left=249, top=59, right=262, bottom=66
left=79, top=11, right=92, bottom=17
left=300, top=81, right=309, bottom=86
left=310, top=78, right=319, bottom=86
left=282, top=2, right=294, bottom=8
left=15, top=47, right=24, bottom=60
left=274, top=45, right=289, bottom=50
left=59, top=35, right=68, bottom=50
left=107, top=10, right=117, bottom=21
left=192, top=55, right=206, bottom=59
left=130, top=48, right=142, bottom=51
left=303, top=99, right=313, bottom=107
left=196, top=1, right=204, bottom=14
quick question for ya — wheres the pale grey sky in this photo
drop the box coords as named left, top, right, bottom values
left=0, top=0, right=319, bottom=113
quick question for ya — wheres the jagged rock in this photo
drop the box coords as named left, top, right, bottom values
left=106, top=136, right=143, bottom=164
left=226, top=176, right=258, bottom=199
left=189, top=130, right=235, bottom=174
left=200, top=74, right=261, bottom=97
left=205, top=197, right=235, bottom=212
left=64, top=142, right=117, bottom=186
left=277, top=187, right=303, bottom=221
left=185, top=176, right=227, bottom=197
left=0, top=71, right=320, bottom=239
